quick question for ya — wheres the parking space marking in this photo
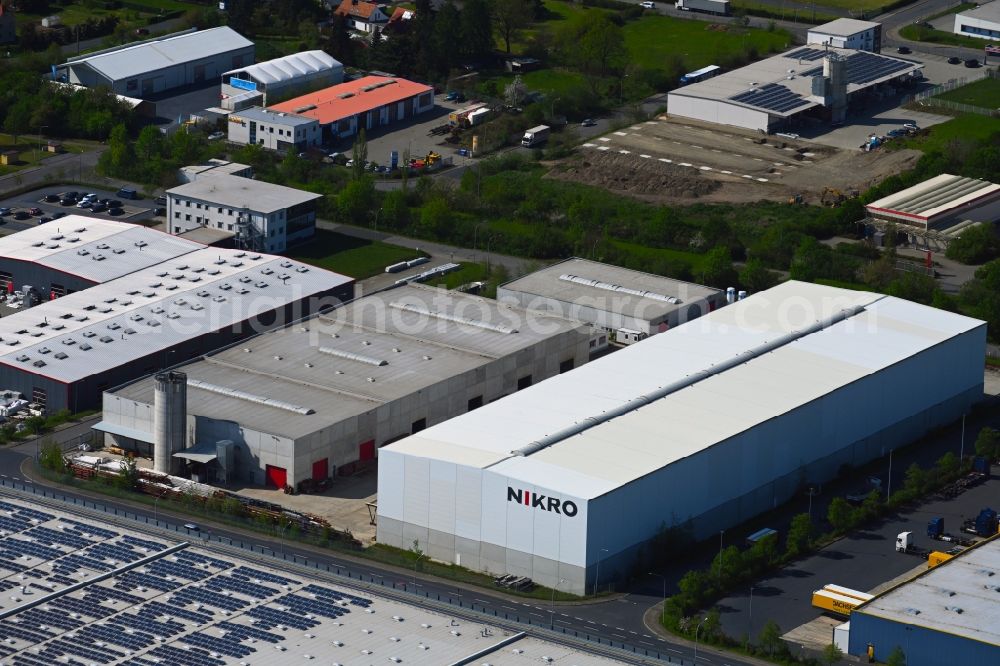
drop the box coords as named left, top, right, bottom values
left=757, top=178, right=769, bottom=182
left=742, top=174, right=753, bottom=179
left=640, top=154, right=651, bottom=159
left=619, top=149, right=631, bottom=154
left=644, top=121, right=658, bottom=125
left=699, top=166, right=712, bottom=171
left=630, top=126, right=644, bottom=130
left=658, top=158, right=672, bottom=163
left=711, top=149, right=722, bottom=153
left=614, top=131, right=628, bottom=136
left=582, top=143, right=596, bottom=148
left=598, top=137, right=611, bottom=142
left=597, top=146, right=610, bottom=151
left=720, top=170, right=732, bottom=174
left=690, top=145, right=703, bottom=149
left=679, top=162, right=693, bottom=167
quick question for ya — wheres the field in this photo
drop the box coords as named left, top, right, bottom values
left=0, top=134, right=84, bottom=176
left=935, top=77, right=1000, bottom=109
left=287, top=230, right=426, bottom=279
left=622, top=15, right=790, bottom=71
left=899, top=24, right=987, bottom=48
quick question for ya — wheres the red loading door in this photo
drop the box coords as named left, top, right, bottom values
left=265, top=465, right=287, bottom=488
left=359, top=439, right=375, bottom=461
left=312, top=458, right=328, bottom=481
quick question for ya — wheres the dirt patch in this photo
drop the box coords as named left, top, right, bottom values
left=547, top=151, right=720, bottom=199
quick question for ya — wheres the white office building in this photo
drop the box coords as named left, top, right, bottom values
left=226, top=107, right=321, bottom=152
left=167, top=174, right=322, bottom=252
left=954, top=1, right=1000, bottom=41
left=808, top=18, right=883, bottom=52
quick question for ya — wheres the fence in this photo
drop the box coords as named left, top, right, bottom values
left=905, top=70, right=1000, bottom=117
left=0, top=478, right=716, bottom=666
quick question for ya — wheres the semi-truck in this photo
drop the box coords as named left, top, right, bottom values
left=521, top=125, right=550, bottom=147
left=675, top=0, right=730, bottom=15
left=811, top=585, right=873, bottom=617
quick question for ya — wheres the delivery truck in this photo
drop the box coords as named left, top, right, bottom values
left=521, top=125, right=550, bottom=147
left=675, top=0, right=730, bottom=15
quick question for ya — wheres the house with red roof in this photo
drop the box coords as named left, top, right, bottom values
left=333, top=0, right=389, bottom=34
left=269, top=76, right=434, bottom=139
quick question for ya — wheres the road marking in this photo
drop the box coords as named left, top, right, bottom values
left=699, top=166, right=712, bottom=171
left=757, top=178, right=769, bottom=182
left=475, top=599, right=490, bottom=604
left=613, top=633, right=627, bottom=639
left=529, top=612, right=544, bottom=618
left=619, top=150, right=631, bottom=154
left=658, top=158, right=672, bottom=163
left=720, top=170, right=732, bottom=174
left=672, top=141, right=681, bottom=145
left=586, top=620, right=597, bottom=625
left=614, top=131, right=628, bottom=136
left=502, top=606, right=518, bottom=611
left=732, top=153, right=742, bottom=157
left=640, top=154, right=651, bottom=159
left=667, top=648, right=682, bottom=653
left=630, top=126, right=644, bottom=130
left=598, top=137, right=611, bottom=142
left=640, top=641, right=655, bottom=646
left=597, top=146, right=610, bottom=151
left=742, top=174, right=753, bottom=179
left=678, top=162, right=692, bottom=167
left=690, top=145, right=702, bottom=149
left=753, top=157, right=764, bottom=161
left=711, top=149, right=722, bottom=153
left=582, top=143, right=596, bottom=148
left=645, top=121, right=657, bottom=125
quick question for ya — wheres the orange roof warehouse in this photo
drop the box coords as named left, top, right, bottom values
left=269, top=76, right=434, bottom=139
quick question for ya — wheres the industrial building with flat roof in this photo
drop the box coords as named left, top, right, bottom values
left=0, top=248, right=353, bottom=413
left=848, top=535, right=1000, bottom=665
left=226, top=106, right=322, bottom=152
left=377, top=281, right=985, bottom=594
left=59, top=26, right=254, bottom=97
left=498, top=258, right=723, bottom=346
left=269, top=76, right=434, bottom=139
left=865, top=173, right=1000, bottom=231
left=166, top=174, right=323, bottom=252
left=807, top=18, right=883, bottom=52
left=954, top=1, right=1000, bottom=41
left=0, top=217, right=203, bottom=297
left=99, top=284, right=591, bottom=489
left=667, top=44, right=921, bottom=132
left=221, top=50, right=343, bottom=104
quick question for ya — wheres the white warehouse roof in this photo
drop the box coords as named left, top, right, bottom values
left=866, top=173, right=1000, bottom=226
left=0, top=217, right=203, bottom=283
left=0, top=248, right=352, bottom=384
left=855, top=535, right=1000, bottom=646
left=167, top=174, right=322, bottom=214
left=64, top=27, right=253, bottom=83
left=222, top=50, right=341, bottom=86
left=809, top=18, right=880, bottom=36
left=384, top=281, right=985, bottom=499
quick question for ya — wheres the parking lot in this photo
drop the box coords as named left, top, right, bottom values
left=0, top=185, right=157, bottom=233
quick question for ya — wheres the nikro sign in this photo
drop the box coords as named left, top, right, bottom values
left=507, top=487, right=578, bottom=517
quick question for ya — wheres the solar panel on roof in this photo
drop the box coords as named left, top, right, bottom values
left=845, top=51, right=911, bottom=84
left=730, top=83, right=812, bottom=114
left=786, top=47, right=828, bottom=61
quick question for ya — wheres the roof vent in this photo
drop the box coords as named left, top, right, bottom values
left=15, top=355, right=29, bottom=363
left=82, top=331, right=96, bottom=338
left=54, top=352, right=68, bottom=360
left=100, top=336, right=113, bottom=343
left=390, top=302, right=518, bottom=334
left=945, top=606, right=964, bottom=614
left=318, top=347, right=387, bottom=367
left=33, top=360, right=46, bottom=368
left=79, top=343, right=92, bottom=351
left=96, top=243, right=109, bottom=250
left=187, top=378, right=314, bottom=415
left=37, top=347, right=51, bottom=355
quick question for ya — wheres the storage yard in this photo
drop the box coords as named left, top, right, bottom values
left=0, top=494, right=628, bottom=665
left=377, top=281, right=986, bottom=595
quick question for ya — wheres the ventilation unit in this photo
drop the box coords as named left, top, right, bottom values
left=389, top=302, right=518, bottom=334
left=558, top=273, right=682, bottom=304
left=318, top=347, right=387, bottom=367
left=187, top=378, right=314, bottom=415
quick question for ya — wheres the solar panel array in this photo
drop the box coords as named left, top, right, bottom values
left=845, top=51, right=912, bottom=84
left=0, top=499, right=377, bottom=666
left=786, top=47, right=828, bottom=61
left=729, top=83, right=813, bottom=114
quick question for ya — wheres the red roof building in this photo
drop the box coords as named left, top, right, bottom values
left=269, top=76, right=434, bottom=138
left=333, top=0, right=389, bottom=33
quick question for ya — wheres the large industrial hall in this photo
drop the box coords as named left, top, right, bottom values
left=377, top=281, right=986, bottom=594
left=0, top=247, right=353, bottom=412
left=98, top=284, right=591, bottom=489
left=667, top=44, right=922, bottom=132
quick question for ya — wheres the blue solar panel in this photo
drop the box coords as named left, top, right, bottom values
left=845, top=51, right=911, bottom=84
left=730, top=83, right=812, bottom=114
left=786, top=47, right=827, bottom=62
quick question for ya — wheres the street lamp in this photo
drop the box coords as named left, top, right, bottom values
left=485, top=235, right=496, bottom=273
left=694, top=616, right=708, bottom=662
left=549, top=578, right=565, bottom=629
left=411, top=552, right=426, bottom=587
left=473, top=221, right=487, bottom=257
left=717, top=530, right=725, bottom=583
left=37, top=125, right=48, bottom=157
left=373, top=207, right=382, bottom=234
left=747, top=585, right=755, bottom=649
left=593, top=547, right=608, bottom=596
left=648, top=572, right=667, bottom=624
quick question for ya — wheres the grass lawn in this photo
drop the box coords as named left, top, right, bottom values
left=623, top=16, right=791, bottom=71
left=899, top=24, right=987, bottom=48
left=423, top=262, right=488, bottom=290
left=923, top=1, right=976, bottom=21
left=0, top=134, right=82, bottom=176
left=935, top=77, right=1000, bottom=109
left=730, top=0, right=837, bottom=23
left=901, top=114, right=1000, bottom=153
left=287, top=229, right=426, bottom=279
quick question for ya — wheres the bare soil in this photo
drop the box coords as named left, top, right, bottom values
left=554, top=117, right=922, bottom=205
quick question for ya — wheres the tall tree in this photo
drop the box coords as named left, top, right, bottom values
left=326, top=14, right=353, bottom=63
left=3, top=100, right=31, bottom=146
left=461, top=0, right=494, bottom=62
left=493, top=0, right=531, bottom=53
left=431, top=0, right=462, bottom=73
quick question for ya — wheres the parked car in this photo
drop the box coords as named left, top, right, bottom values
left=965, top=58, right=981, bottom=68
left=208, top=131, right=225, bottom=140
left=183, top=523, right=200, bottom=531
left=887, top=128, right=907, bottom=138
left=948, top=56, right=962, bottom=64
left=38, top=216, right=52, bottom=224
left=580, top=118, right=597, bottom=127
left=43, top=193, right=60, bottom=203
left=117, top=187, right=139, bottom=200
left=28, top=207, right=42, bottom=216
left=153, top=207, right=166, bottom=216
left=52, top=212, right=66, bottom=219
left=62, top=191, right=78, bottom=199
left=76, top=200, right=94, bottom=208
left=59, top=197, right=76, bottom=206
left=109, top=207, right=125, bottom=216
left=90, top=203, right=107, bottom=213
left=108, top=199, right=123, bottom=208
left=444, top=91, right=465, bottom=102
left=0, top=207, right=11, bottom=216
left=640, top=1, right=655, bottom=7
left=896, top=46, right=911, bottom=54
left=14, top=211, right=30, bottom=220
left=154, top=196, right=166, bottom=206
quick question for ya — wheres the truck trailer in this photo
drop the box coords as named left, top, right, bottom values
left=521, top=125, right=550, bottom=147
left=812, top=588, right=871, bottom=617
left=675, top=0, right=730, bottom=15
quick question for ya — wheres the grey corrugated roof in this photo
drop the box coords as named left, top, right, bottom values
left=223, top=50, right=341, bottom=86
left=167, top=174, right=322, bottom=214
left=0, top=216, right=203, bottom=283
left=234, top=107, right=316, bottom=127
left=66, top=26, right=253, bottom=82
left=111, top=285, right=588, bottom=439
left=0, top=248, right=353, bottom=384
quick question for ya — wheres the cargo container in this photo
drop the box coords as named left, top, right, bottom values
left=675, top=0, right=730, bottom=15
left=823, top=584, right=873, bottom=603
left=812, top=589, right=866, bottom=616
left=927, top=550, right=955, bottom=568
left=521, top=125, right=550, bottom=147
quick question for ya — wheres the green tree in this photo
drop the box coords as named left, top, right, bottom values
left=338, top=178, right=375, bottom=223
left=352, top=129, right=369, bottom=181
left=3, top=100, right=32, bottom=146
left=945, top=223, right=999, bottom=265
left=493, top=0, right=532, bottom=53
left=702, top=607, right=722, bottom=643
left=958, top=259, right=1000, bottom=341
left=975, top=427, right=1000, bottom=461
left=936, top=450, right=960, bottom=479
left=886, top=645, right=906, bottom=666
left=39, top=440, right=66, bottom=474
left=461, top=0, right=494, bottom=61
left=785, top=513, right=813, bottom=557
left=431, top=0, right=462, bottom=72
left=758, top=619, right=783, bottom=657
left=116, top=455, right=139, bottom=491
left=739, top=257, right=779, bottom=293
left=821, top=642, right=843, bottom=664
left=134, top=125, right=163, bottom=162
left=701, top=246, right=738, bottom=289
left=559, top=13, right=627, bottom=92
left=902, top=462, right=928, bottom=495
left=827, top=497, right=854, bottom=533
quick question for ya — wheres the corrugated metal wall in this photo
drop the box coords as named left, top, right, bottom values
left=848, top=611, right=1000, bottom=666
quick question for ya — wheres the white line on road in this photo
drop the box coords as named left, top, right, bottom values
left=619, top=150, right=631, bottom=154
left=700, top=166, right=712, bottom=171
left=614, top=131, right=628, bottom=136
left=640, top=154, right=651, bottom=159
left=597, top=146, right=610, bottom=151
left=582, top=143, right=596, bottom=148
left=598, top=137, right=610, bottom=142
left=678, top=162, right=692, bottom=167
left=720, top=170, right=732, bottom=174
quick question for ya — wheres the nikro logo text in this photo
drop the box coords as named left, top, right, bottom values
left=507, top=487, right=578, bottom=517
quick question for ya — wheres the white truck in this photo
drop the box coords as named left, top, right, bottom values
left=675, top=0, right=730, bottom=15
left=521, top=125, right=550, bottom=147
